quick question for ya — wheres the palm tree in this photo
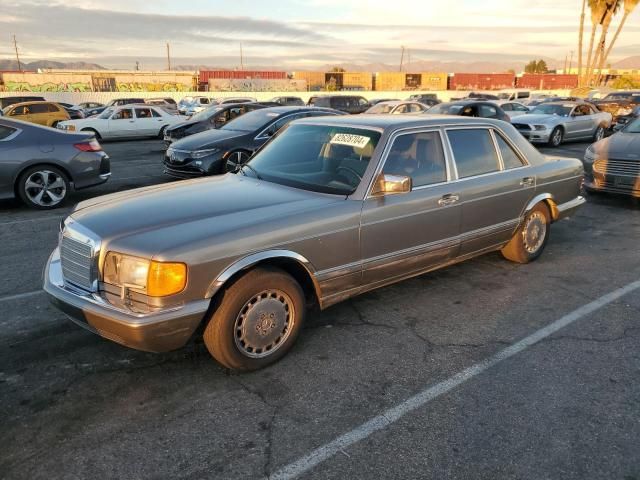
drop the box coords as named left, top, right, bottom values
left=595, top=0, right=639, bottom=84
left=584, top=0, right=607, bottom=86
left=578, top=0, right=587, bottom=83
left=587, top=0, right=621, bottom=85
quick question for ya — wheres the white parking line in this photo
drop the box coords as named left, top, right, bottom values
left=0, top=290, right=44, bottom=303
left=269, top=279, right=640, bottom=480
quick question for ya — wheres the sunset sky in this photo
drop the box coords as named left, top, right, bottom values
left=2, top=0, right=639, bottom=69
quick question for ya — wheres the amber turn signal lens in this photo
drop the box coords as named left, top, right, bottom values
left=147, top=261, right=187, bottom=297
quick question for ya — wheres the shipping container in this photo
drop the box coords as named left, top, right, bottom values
left=342, top=72, right=373, bottom=90
left=374, top=72, right=406, bottom=91
left=292, top=71, right=325, bottom=90
left=516, top=74, right=578, bottom=90
left=449, top=73, right=516, bottom=90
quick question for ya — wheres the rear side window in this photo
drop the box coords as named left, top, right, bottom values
left=0, top=125, right=17, bottom=140
left=384, top=131, right=447, bottom=187
left=30, top=104, right=50, bottom=114
left=135, top=108, right=153, bottom=118
left=495, top=133, right=525, bottom=169
left=479, top=104, right=498, bottom=118
left=447, top=129, right=500, bottom=178
left=151, top=108, right=162, bottom=117
left=48, top=104, right=60, bottom=112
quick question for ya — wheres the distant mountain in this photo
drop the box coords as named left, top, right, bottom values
left=612, top=56, right=640, bottom=69
left=0, top=60, right=105, bottom=71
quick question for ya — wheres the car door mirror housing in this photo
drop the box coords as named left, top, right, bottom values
left=371, top=173, right=412, bottom=196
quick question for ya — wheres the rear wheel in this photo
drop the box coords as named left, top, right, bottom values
left=17, top=166, right=69, bottom=209
left=81, top=128, right=101, bottom=140
left=548, top=127, right=563, bottom=147
left=501, top=203, right=550, bottom=264
left=203, top=267, right=305, bottom=371
left=158, top=125, right=168, bottom=139
left=593, top=125, right=605, bottom=142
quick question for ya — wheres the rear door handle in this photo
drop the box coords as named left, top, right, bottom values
left=438, top=194, right=459, bottom=206
left=520, top=177, right=535, bottom=187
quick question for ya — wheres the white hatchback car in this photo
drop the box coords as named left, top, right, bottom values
left=57, top=104, right=186, bottom=140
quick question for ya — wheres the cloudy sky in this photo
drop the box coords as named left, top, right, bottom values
left=2, top=0, right=639, bottom=70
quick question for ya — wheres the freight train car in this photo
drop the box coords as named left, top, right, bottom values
left=516, top=74, right=579, bottom=89
left=449, top=73, right=516, bottom=90
left=199, top=70, right=287, bottom=90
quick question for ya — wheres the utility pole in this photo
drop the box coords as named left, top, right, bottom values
left=240, top=43, right=244, bottom=71
left=563, top=54, right=568, bottom=72
left=568, top=50, right=574, bottom=73
left=399, top=46, right=405, bottom=72
left=12, top=34, right=22, bottom=72
left=407, top=48, right=411, bottom=71
left=166, top=42, right=171, bottom=71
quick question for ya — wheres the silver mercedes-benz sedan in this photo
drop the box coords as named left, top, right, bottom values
left=512, top=101, right=612, bottom=147
left=44, top=115, right=585, bottom=371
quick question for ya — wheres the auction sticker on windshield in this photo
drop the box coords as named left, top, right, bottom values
left=330, top=133, right=370, bottom=149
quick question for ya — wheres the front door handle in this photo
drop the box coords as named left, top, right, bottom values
left=438, top=193, right=459, bottom=206
left=520, top=177, right=535, bottom=187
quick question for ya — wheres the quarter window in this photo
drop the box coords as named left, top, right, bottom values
left=495, top=133, right=525, bottom=169
left=447, top=129, right=500, bottom=178
left=0, top=125, right=17, bottom=140
left=383, top=131, right=447, bottom=187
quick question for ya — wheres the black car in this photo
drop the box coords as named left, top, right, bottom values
left=84, top=98, right=146, bottom=117
left=57, top=102, right=85, bottom=120
left=593, top=91, right=640, bottom=125
left=0, top=117, right=110, bottom=209
left=427, top=100, right=511, bottom=122
left=406, top=94, right=441, bottom=107
left=164, top=106, right=344, bottom=178
left=269, top=96, right=305, bottom=106
left=163, top=102, right=271, bottom=145
left=309, top=95, right=370, bottom=114
left=0, top=95, right=46, bottom=110
left=612, top=105, right=640, bottom=132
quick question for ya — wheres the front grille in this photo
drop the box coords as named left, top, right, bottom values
left=513, top=123, right=531, bottom=131
left=594, top=159, right=640, bottom=177
left=60, top=235, right=94, bottom=291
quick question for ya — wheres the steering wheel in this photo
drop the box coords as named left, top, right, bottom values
left=336, top=166, right=362, bottom=184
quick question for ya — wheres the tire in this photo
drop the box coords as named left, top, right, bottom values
left=501, top=203, right=550, bottom=264
left=592, top=125, right=605, bottom=142
left=203, top=267, right=306, bottom=371
left=51, top=121, right=59, bottom=129
left=223, top=150, right=251, bottom=173
left=17, top=165, right=70, bottom=209
left=158, top=125, right=168, bottom=139
left=548, top=127, right=564, bottom=147
left=81, top=128, right=101, bottom=140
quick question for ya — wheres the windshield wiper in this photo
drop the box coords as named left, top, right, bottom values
left=240, top=163, right=262, bottom=180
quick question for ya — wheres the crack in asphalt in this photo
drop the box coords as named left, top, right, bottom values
left=537, top=326, right=640, bottom=345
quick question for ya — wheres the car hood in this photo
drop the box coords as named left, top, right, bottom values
left=70, top=173, right=342, bottom=258
left=169, top=127, right=247, bottom=150
left=592, top=131, right=640, bottom=158
left=513, top=114, right=565, bottom=124
left=166, top=118, right=209, bottom=133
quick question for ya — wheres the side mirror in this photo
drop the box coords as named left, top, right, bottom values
left=371, top=173, right=412, bottom=196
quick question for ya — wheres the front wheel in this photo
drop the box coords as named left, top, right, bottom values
left=17, top=166, right=70, bottom=209
left=593, top=125, right=605, bottom=142
left=158, top=125, right=168, bottom=139
left=224, top=150, right=250, bottom=173
left=501, top=203, right=550, bottom=264
left=203, top=267, right=306, bottom=371
left=548, top=127, right=564, bottom=147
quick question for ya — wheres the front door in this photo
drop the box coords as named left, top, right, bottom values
left=445, top=127, right=535, bottom=256
left=360, top=129, right=461, bottom=287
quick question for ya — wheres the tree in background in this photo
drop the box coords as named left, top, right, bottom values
left=578, top=0, right=587, bottom=79
left=524, top=59, right=549, bottom=74
left=595, top=0, right=639, bottom=84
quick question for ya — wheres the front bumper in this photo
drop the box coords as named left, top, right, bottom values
left=43, top=248, right=210, bottom=352
left=516, top=128, right=551, bottom=143
left=584, top=174, right=640, bottom=198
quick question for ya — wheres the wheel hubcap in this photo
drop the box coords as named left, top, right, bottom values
left=24, top=170, right=66, bottom=207
left=522, top=211, right=547, bottom=254
left=226, top=152, right=248, bottom=172
left=552, top=130, right=562, bottom=146
left=234, top=289, right=295, bottom=358
left=596, top=128, right=604, bottom=141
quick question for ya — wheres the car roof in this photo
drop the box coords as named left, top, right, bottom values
left=294, top=113, right=506, bottom=130
left=5, top=101, right=57, bottom=107
left=541, top=101, right=583, bottom=106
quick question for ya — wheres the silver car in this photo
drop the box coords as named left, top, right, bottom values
left=364, top=101, right=428, bottom=115
left=512, top=101, right=612, bottom=147
left=44, top=115, right=584, bottom=371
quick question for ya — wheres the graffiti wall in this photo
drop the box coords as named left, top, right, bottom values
left=115, top=82, right=192, bottom=92
left=1, top=73, right=93, bottom=92
left=208, top=79, right=307, bottom=92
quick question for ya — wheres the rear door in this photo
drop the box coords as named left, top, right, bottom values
left=360, top=129, right=461, bottom=286
left=108, top=108, right=136, bottom=137
left=134, top=107, right=158, bottom=135
left=445, top=127, right=534, bottom=256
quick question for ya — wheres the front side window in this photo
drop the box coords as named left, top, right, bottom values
left=495, top=133, right=525, bottom=169
left=447, top=129, right=500, bottom=178
left=10, top=106, right=27, bottom=116
left=112, top=108, right=133, bottom=120
left=247, top=124, right=381, bottom=195
left=383, top=131, right=447, bottom=187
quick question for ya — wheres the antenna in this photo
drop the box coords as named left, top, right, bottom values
left=240, top=42, right=244, bottom=71
left=12, top=34, right=22, bottom=72
left=166, top=42, right=171, bottom=70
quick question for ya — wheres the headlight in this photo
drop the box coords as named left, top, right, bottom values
left=533, top=125, right=547, bottom=131
left=103, top=252, right=187, bottom=297
left=190, top=148, right=219, bottom=159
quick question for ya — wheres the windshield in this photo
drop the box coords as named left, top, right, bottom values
left=428, top=103, right=463, bottom=114
left=99, top=108, right=114, bottom=119
left=366, top=103, right=395, bottom=114
left=623, top=118, right=640, bottom=133
left=530, top=104, right=572, bottom=116
left=221, top=109, right=282, bottom=132
left=245, top=124, right=381, bottom=195
left=190, top=107, right=222, bottom=122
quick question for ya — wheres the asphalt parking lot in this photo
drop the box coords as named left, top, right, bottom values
left=1, top=139, right=639, bottom=479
